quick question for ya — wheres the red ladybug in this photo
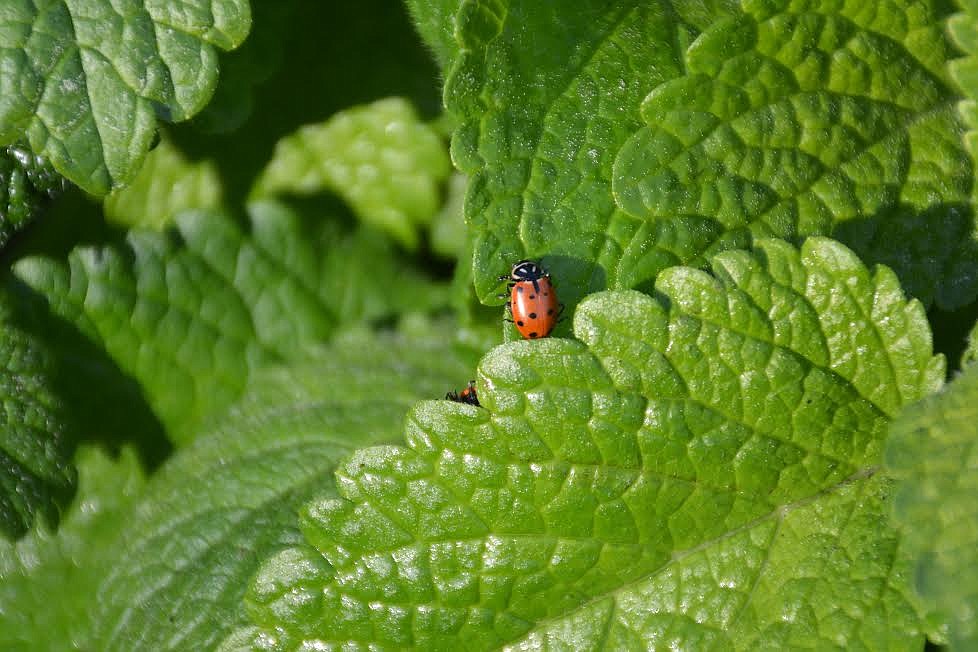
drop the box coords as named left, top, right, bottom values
left=499, top=260, right=563, bottom=339
left=446, top=380, right=480, bottom=406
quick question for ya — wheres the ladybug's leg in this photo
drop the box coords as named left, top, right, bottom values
left=555, top=303, right=566, bottom=323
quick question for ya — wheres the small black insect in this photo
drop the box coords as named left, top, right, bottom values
left=446, top=380, right=480, bottom=406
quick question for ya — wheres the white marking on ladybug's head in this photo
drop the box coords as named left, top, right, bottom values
left=511, top=260, right=543, bottom=281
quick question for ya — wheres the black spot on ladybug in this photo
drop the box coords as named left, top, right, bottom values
left=529, top=332, right=538, bottom=338
left=544, top=292, right=549, bottom=296
left=547, top=308, right=554, bottom=315
left=529, top=295, right=536, bottom=299
left=517, top=320, right=524, bottom=327
left=529, top=312, right=537, bottom=319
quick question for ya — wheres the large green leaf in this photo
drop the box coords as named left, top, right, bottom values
left=886, top=363, right=978, bottom=650
left=14, top=200, right=450, bottom=444
left=0, top=0, right=251, bottom=195
left=446, top=0, right=973, bottom=310
left=252, top=98, right=452, bottom=249
left=0, top=445, right=145, bottom=651
left=0, top=288, right=75, bottom=540
left=88, top=325, right=489, bottom=651
left=222, top=238, right=943, bottom=650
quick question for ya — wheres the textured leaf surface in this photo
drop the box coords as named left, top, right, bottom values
left=0, top=145, right=67, bottom=247
left=253, top=98, right=451, bottom=249
left=103, top=137, right=222, bottom=230
left=90, top=326, right=488, bottom=651
left=0, top=0, right=251, bottom=195
left=223, top=238, right=942, bottom=650
left=14, top=200, right=450, bottom=443
left=886, top=363, right=978, bottom=650
left=0, top=290, right=75, bottom=540
left=950, top=1, right=978, bottom=166
left=0, top=446, right=145, bottom=651
left=448, top=0, right=974, bottom=309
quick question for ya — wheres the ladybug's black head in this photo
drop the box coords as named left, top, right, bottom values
left=510, top=260, right=545, bottom=281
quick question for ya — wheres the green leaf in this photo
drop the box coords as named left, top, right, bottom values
left=0, top=445, right=145, bottom=651
left=14, top=200, right=450, bottom=444
left=449, top=1, right=974, bottom=310
left=0, top=288, right=75, bottom=540
left=405, top=0, right=462, bottom=71
left=0, top=145, right=68, bottom=247
left=252, top=98, right=452, bottom=249
left=0, top=0, right=251, bottom=195
left=616, top=1, right=971, bottom=309
left=886, top=363, right=978, bottom=650
left=222, top=238, right=943, bottom=650
left=949, top=1, right=978, bottom=166
left=89, top=326, right=487, bottom=651
left=447, top=0, right=690, bottom=303
left=103, top=137, right=223, bottom=230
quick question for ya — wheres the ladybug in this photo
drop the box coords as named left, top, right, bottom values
left=446, top=380, right=480, bottom=406
left=499, top=260, right=563, bottom=339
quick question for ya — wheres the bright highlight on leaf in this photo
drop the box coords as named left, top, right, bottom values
left=886, top=363, right=978, bottom=651
left=0, top=0, right=251, bottom=195
left=446, top=0, right=973, bottom=310
left=253, top=97, right=451, bottom=249
left=222, top=238, right=942, bottom=650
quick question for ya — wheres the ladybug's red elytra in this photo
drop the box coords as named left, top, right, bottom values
left=446, top=380, right=480, bottom=406
left=499, top=260, right=563, bottom=339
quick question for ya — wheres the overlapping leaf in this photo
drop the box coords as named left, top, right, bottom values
left=0, top=446, right=145, bottom=651
left=886, top=363, right=978, bottom=650
left=446, top=0, right=690, bottom=303
left=13, top=200, right=450, bottom=443
left=0, top=289, right=75, bottom=540
left=615, top=0, right=971, bottom=309
left=0, top=0, right=251, bottom=195
left=222, top=238, right=942, bottom=650
left=445, top=0, right=973, bottom=310
left=88, top=326, right=490, bottom=651
left=253, top=98, right=451, bottom=249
